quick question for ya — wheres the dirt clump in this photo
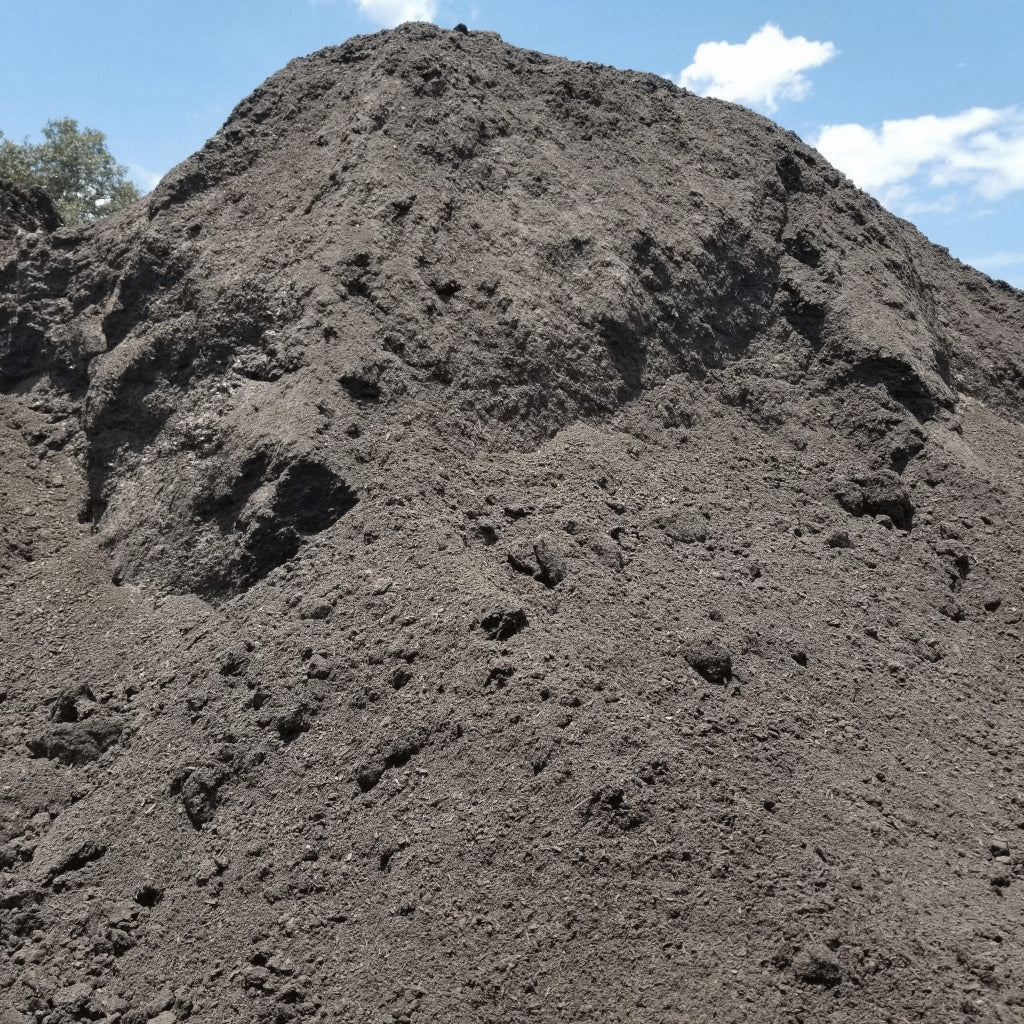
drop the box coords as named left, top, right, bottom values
left=3, top=22, right=1024, bottom=1024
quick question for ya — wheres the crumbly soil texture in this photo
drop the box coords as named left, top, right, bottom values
left=3, top=22, right=1024, bottom=1024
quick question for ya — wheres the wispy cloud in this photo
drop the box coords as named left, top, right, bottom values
left=678, top=23, right=837, bottom=113
left=345, top=0, right=437, bottom=27
left=129, top=164, right=165, bottom=194
left=964, top=249, right=1024, bottom=288
left=967, top=250, right=1024, bottom=272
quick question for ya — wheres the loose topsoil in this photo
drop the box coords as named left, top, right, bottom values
left=2, top=21, right=1024, bottom=1024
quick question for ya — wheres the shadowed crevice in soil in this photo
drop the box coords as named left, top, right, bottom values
left=233, top=460, right=359, bottom=591
left=843, top=354, right=950, bottom=422
left=183, top=455, right=360, bottom=598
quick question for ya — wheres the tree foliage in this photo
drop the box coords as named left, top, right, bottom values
left=0, top=118, right=141, bottom=225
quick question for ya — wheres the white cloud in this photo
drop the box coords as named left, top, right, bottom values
left=677, top=23, right=837, bottom=113
left=814, top=107, right=1024, bottom=211
left=348, top=0, right=437, bottom=27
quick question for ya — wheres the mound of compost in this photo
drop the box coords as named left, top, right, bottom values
left=2, top=22, right=1024, bottom=1024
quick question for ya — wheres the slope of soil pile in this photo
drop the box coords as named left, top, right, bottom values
left=2, top=22, right=1024, bottom=1024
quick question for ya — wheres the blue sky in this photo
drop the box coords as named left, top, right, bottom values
left=3, top=1, right=1023, bottom=287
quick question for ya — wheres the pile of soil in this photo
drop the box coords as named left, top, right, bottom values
left=2, top=22, right=1024, bottom=1023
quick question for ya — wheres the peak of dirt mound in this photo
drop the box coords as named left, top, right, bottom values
left=7, top=23, right=1024, bottom=599
left=2, top=24, right=1024, bottom=1023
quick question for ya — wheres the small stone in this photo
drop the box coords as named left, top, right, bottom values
left=53, top=981, right=93, bottom=1014
left=196, top=859, right=218, bottom=886
left=990, top=868, right=1012, bottom=888
left=43, top=840, right=108, bottom=885
left=532, top=536, right=567, bottom=587
left=792, top=945, right=842, bottom=987
left=681, top=633, right=733, bottom=685
left=508, top=541, right=537, bottom=577
left=991, top=839, right=1010, bottom=857
left=243, top=965, right=272, bottom=991
left=480, top=606, right=528, bottom=641
left=306, top=654, right=332, bottom=679
left=299, top=598, right=333, bottom=620
left=826, top=530, right=854, bottom=549
left=180, top=766, right=228, bottom=828
left=217, top=644, right=249, bottom=676
left=145, top=989, right=175, bottom=1017
left=28, top=710, right=124, bottom=766
left=656, top=509, right=708, bottom=545
left=835, top=471, right=914, bottom=530
left=277, top=705, right=312, bottom=743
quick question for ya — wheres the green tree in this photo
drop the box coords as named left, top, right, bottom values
left=0, top=118, right=141, bottom=225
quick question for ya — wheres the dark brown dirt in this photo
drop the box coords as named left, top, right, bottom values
left=3, top=21, right=1024, bottom=1024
